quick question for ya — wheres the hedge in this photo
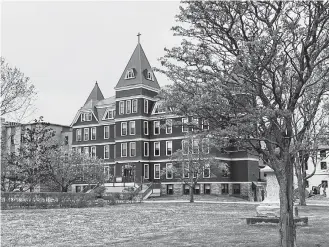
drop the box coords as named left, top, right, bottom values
left=1, top=192, right=110, bottom=210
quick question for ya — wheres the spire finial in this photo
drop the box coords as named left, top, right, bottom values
left=137, top=32, right=141, bottom=44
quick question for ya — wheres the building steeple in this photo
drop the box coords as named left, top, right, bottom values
left=84, top=81, right=105, bottom=105
left=114, top=36, right=160, bottom=91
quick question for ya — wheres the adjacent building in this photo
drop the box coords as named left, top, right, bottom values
left=70, top=40, right=266, bottom=200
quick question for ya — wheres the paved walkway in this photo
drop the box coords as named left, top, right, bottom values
left=143, top=200, right=329, bottom=207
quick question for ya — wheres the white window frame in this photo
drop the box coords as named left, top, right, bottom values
left=104, top=126, right=110, bottom=139
left=203, top=164, right=210, bottom=178
left=78, top=147, right=82, bottom=153
left=86, top=113, right=92, bottom=121
left=182, top=118, right=188, bottom=132
left=192, top=139, right=199, bottom=154
left=166, top=163, right=173, bottom=179
left=91, top=146, right=96, bottom=158
left=166, top=141, right=172, bottom=156
left=104, top=145, right=110, bottom=159
left=147, top=71, right=154, bottom=81
left=182, top=140, right=189, bottom=155
left=130, top=142, right=136, bottom=157
left=193, top=162, right=198, bottom=178
left=166, top=119, right=172, bottom=134
left=144, top=99, right=149, bottom=113
left=126, top=100, right=131, bottom=114
left=184, top=163, right=189, bottom=178
left=154, top=142, right=160, bottom=156
left=144, top=164, right=149, bottom=179
left=121, top=143, right=127, bottom=157
left=84, top=128, right=89, bottom=141
left=129, top=121, right=136, bottom=135
left=119, top=101, right=125, bottom=115
left=154, top=121, right=160, bottom=135
left=144, top=121, right=149, bottom=135
left=125, top=69, right=135, bottom=79
left=154, top=164, right=160, bottom=179
left=202, top=138, right=210, bottom=154
left=132, top=99, right=138, bottom=113
left=91, top=127, right=96, bottom=140
left=192, top=117, right=199, bottom=131
left=76, top=129, right=82, bottom=141
left=121, top=122, right=127, bottom=136
left=104, top=166, right=110, bottom=180
left=84, top=147, right=89, bottom=155
left=103, top=109, right=114, bottom=120
left=144, top=142, right=149, bottom=157
left=81, top=113, right=86, bottom=122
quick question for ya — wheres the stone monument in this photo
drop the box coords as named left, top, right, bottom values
left=246, top=165, right=308, bottom=225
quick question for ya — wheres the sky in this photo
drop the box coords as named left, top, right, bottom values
left=1, top=1, right=182, bottom=125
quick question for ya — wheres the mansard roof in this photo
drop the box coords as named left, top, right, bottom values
left=115, top=43, right=160, bottom=91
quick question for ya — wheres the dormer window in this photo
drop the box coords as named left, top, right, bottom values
left=125, top=69, right=135, bottom=79
left=147, top=71, right=154, bottom=81
left=152, top=101, right=166, bottom=114
left=81, top=112, right=92, bottom=122
left=103, top=109, right=114, bottom=120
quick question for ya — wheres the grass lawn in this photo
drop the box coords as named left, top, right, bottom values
left=1, top=203, right=329, bottom=247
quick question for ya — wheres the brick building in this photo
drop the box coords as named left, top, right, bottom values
left=70, top=40, right=265, bottom=200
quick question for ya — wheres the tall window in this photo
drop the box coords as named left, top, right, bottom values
left=192, top=117, right=199, bottom=131
left=182, top=118, right=188, bottom=132
left=77, top=147, right=82, bottom=153
left=154, top=164, right=160, bottom=179
left=204, top=164, right=210, bottom=178
left=154, top=142, right=160, bottom=156
left=91, top=127, right=96, bottom=140
left=221, top=184, right=229, bottom=194
left=166, top=119, right=172, bottom=134
left=104, top=126, right=110, bottom=139
left=182, top=140, right=189, bottom=154
left=154, top=121, right=160, bottom=135
left=84, top=147, right=89, bottom=155
left=130, top=142, right=136, bottom=157
left=166, top=163, right=173, bottom=179
left=126, top=100, right=131, bottom=114
left=132, top=99, right=138, bottom=113
left=84, top=128, right=89, bottom=141
left=144, top=164, right=149, bottom=179
left=147, top=71, right=154, bottom=81
left=104, top=145, right=110, bottom=159
left=144, top=99, right=148, bottom=113
left=184, top=163, right=189, bottom=178
left=119, top=101, right=124, bottom=115
left=104, top=166, right=110, bottom=181
left=166, top=141, right=172, bottom=156
left=202, top=119, right=209, bottom=130
left=192, top=139, right=199, bottom=154
left=144, top=121, right=149, bottom=135
left=202, top=138, right=210, bottom=153
left=129, top=121, right=136, bottom=135
left=144, top=142, right=149, bottom=157
left=121, top=143, right=127, bottom=157
left=121, top=122, right=127, bottom=136
left=321, top=162, right=327, bottom=170
left=76, top=129, right=82, bottom=141
left=193, top=163, right=198, bottom=178
left=91, top=146, right=96, bottom=158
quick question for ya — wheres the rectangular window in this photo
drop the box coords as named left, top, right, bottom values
left=154, top=121, right=160, bottom=135
left=86, top=113, right=92, bottom=121
left=154, top=142, right=160, bottom=156
left=91, top=146, right=96, bottom=158
left=121, top=143, right=127, bottom=157
left=64, top=136, right=69, bottom=145
left=204, top=184, right=211, bottom=194
left=221, top=184, right=229, bottom=194
left=321, top=162, right=327, bottom=170
left=121, top=122, right=127, bottom=136
left=182, top=118, right=188, bottom=132
left=129, top=121, right=136, bottom=135
left=77, top=147, right=82, bottom=153
left=184, top=184, right=190, bottom=195
left=322, top=180, right=328, bottom=188
left=202, top=138, right=210, bottom=154
left=84, top=128, right=89, bottom=141
left=184, top=163, right=189, bottom=178
left=203, top=164, right=210, bottom=178
left=104, top=166, right=110, bottom=181
left=132, top=99, right=138, bottom=113
left=144, top=121, right=149, bottom=135
left=144, top=142, right=149, bottom=157
left=233, top=184, right=241, bottom=194
left=192, top=117, right=199, bottom=131
left=167, top=184, right=174, bottom=195
left=119, top=101, right=124, bottom=115
left=76, top=129, right=82, bottom=141
left=144, top=164, right=149, bottom=179
left=194, top=184, right=200, bottom=195
left=166, top=141, right=172, bottom=156
left=91, top=127, right=96, bottom=140
left=104, top=145, right=110, bottom=159
left=84, top=147, right=89, bottom=155
left=130, top=142, right=136, bottom=157
left=182, top=140, right=189, bottom=155
left=104, top=126, right=110, bottom=139
left=144, top=99, right=148, bottom=113
left=166, top=119, right=172, bottom=134
left=81, top=113, right=85, bottom=122
left=192, top=139, right=199, bottom=154
left=166, top=163, right=173, bottom=179
left=126, top=100, right=131, bottom=114
left=202, top=119, right=209, bottom=130
left=193, top=163, right=198, bottom=178
left=320, top=150, right=327, bottom=158
left=154, top=164, right=160, bottom=179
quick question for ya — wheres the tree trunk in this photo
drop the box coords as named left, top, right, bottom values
left=277, top=164, right=296, bottom=247
left=190, top=185, right=194, bottom=203
left=296, top=165, right=306, bottom=206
